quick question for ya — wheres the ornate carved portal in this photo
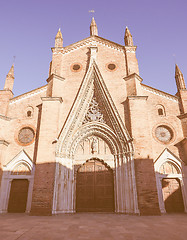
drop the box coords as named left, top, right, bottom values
left=54, top=60, right=138, bottom=214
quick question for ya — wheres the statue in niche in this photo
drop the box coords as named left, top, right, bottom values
left=91, top=137, right=98, bottom=154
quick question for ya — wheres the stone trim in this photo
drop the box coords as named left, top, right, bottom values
left=52, top=36, right=125, bottom=55
left=154, top=148, right=187, bottom=213
left=123, top=73, right=143, bottom=82
left=41, top=97, right=63, bottom=103
left=46, top=74, right=65, bottom=83
left=127, top=96, right=148, bottom=100
left=0, top=140, right=9, bottom=146
left=0, top=115, right=11, bottom=121
left=0, top=150, right=35, bottom=214
left=177, top=113, right=187, bottom=120
left=142, top=84, right=178, bottom=102
left=10, top=85, right=47, bottom=104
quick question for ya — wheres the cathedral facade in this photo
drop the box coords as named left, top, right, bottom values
left=0, top=18, right=187, bottom=215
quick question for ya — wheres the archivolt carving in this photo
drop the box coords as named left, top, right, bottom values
left=57, top=122, right=121, bottom=158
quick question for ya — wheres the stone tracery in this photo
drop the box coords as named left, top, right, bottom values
left=82, top=97, right=105, bottom=124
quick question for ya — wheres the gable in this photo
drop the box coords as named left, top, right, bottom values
left=56, top=57, right=133, bottom=158
left=3, top=150, right=34, bottom=172
left=154, top=148, right=182, bottom=173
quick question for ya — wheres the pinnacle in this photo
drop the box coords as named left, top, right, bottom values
left=175, top=64, right=186, bottom=90
left=124, top=26, right=133, bottom=46
left=175, top=64, right=183, bottom=77
left=7, top=64, right=14, bottom=79
left=90, top=17, right=98, bottom=36
left=125, top=26, right=131, bottom=35
left=55, top=28, right=63, bottom=39
left=175, top=64, right=180, bottom=72
left=91, top=17, right=96, bottom=25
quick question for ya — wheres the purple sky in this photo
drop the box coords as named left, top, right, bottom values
left=0, top=0, right=187, bottom=96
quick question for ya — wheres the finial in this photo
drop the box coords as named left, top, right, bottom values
left=55, top=28, right=63, bottom=39
left=124, top=26, right=133, bottom=46
left=55, top=28, right=63, bottom=48
left=90, top=17, right=98, bottom=36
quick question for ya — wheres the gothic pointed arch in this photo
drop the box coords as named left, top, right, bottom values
left=4, top=150, right=34, bottom=173
left=154, top=148, right=187, bottom=213
left=56, top=59, right=133, bottom=158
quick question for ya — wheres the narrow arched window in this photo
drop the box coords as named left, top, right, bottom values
left=158, top=108, right=163, bottom=116
left=27, top=111, right=32, bottom=117
left=156, top=104, right=166, bottom=116
left=26, top=106, right=34, bottom=118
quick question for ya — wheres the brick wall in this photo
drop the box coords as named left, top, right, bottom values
left=134, top=158, right=161, bottom=215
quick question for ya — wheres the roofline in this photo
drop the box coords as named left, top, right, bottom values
left=10, top=84, right=47, bottom=102
left=141, top=83, right=178, bottom=100
left=52, top=35, right=126, bottom=52
left=68, top=35, right=125, bottom=49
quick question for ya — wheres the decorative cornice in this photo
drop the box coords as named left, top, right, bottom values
left=127, top=96, right=148, bottom=100
left=142, top=84, right=178, bottom=102
left=0, top=140, right=9, bottom=146
left=52, top=36, right=125, bottom=55
left=123, top=73, right=143, bottom=82
left=46, top=74, right=65, bottom=83
left=0, top=115, right=11, bottom=121
left=174, top=137, right=187, bottom=147
left=124, top=46, right=137, bottom=53
left=0, top=89, right=14, bottom=95
left=177, top=113, right=187, bottom=120
left=41, top=97, right=63, bottom=103
left=10, top=85, right=47, bottom=104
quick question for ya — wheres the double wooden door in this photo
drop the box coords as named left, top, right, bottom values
left=76, top=159, right=114, bottom=212
left=8, top=179, right=29, bottom=213
left=162, top=178, right=184, bottom=213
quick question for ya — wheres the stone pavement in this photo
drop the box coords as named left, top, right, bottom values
left=0, top=213, right=187, bottom=240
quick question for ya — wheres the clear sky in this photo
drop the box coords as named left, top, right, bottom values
left=0, top=0, right=187, bottom=96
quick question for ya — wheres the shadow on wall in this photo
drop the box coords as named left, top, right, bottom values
left=134, top=158, right=161, bottom=216
left=3, top=159, right=115, bottom=215
left=2, top=158, right=185, bottom=215
left=161, top=178, right=184, bottom=213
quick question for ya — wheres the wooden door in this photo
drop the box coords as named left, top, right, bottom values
left=76, top=159, right=114, bottom=212
left=162, top=178, right=184, bottom=213
left=8, top=179, right=29, bottom=213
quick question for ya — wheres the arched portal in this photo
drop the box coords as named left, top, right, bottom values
left=154, top=149, right=187, bottom=213
left=54, top=122, right=139, bottom=214
left=160, top=162, right=184, bottom=213
left=76, top=158, right=114, bottom=212
left=8, top=179, right=29, bottom=213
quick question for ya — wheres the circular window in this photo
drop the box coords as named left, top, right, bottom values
left=108, top=64, right=116, bottom=70
left=18, top=127, right=35, bottom=145
left=155, top=125, right=173, bottom=143
left=71, top=63, right=82, bottom=72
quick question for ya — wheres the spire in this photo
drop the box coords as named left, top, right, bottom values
left=124, top=26, right=134, bottom=46
left=90, top=17, right=98, bottom=36
left=175, top=64, right=186, bottom=91
left=55, top=28, right=63, bottom=48
left=4, top=64, right=14, bottom=91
